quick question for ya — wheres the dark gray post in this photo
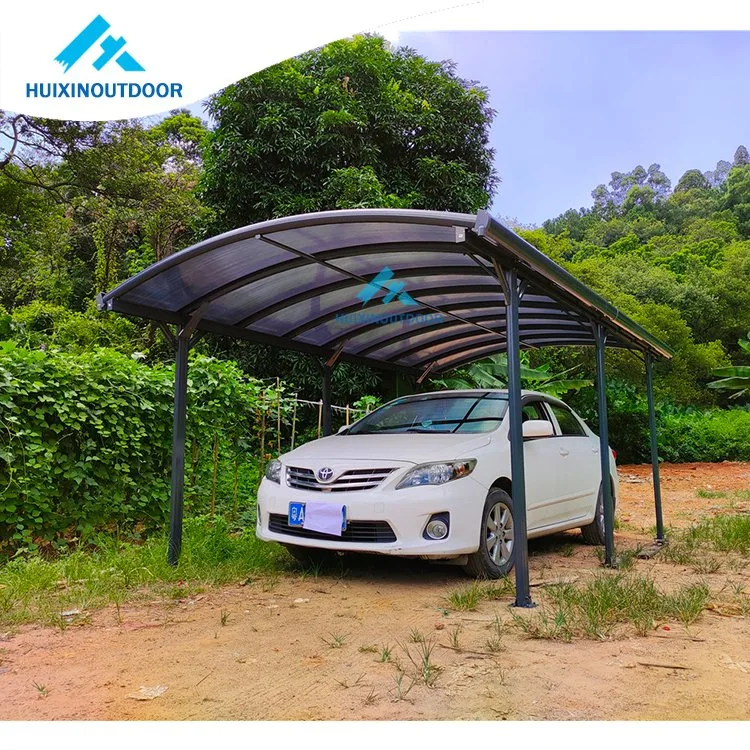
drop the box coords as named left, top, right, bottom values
left=645, top=354, right=665, bottom=542
left=167, top=332, right=189, bottom=566
left=322, top=364, right=333, bottom=437
left=505, top=267, right=533, bottom=608
left=594, top=324, right=615, bottom=567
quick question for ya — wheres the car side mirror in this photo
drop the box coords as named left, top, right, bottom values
left=522, top=420, right=554, bottom=439
left=337, top=424, right=349, bottom=435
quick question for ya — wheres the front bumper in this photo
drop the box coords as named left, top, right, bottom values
left=256, top=475, right=487, bottom=558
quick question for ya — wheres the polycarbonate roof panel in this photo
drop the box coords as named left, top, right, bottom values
left=99, top=209, right=672, bottom=374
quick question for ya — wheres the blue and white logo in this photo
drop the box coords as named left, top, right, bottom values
left=316, top=467, right=335, bottom=483
left=25, top=14, right=182, bottom=102
left=56, top=15, right=144, bottom=73
left=357, top=267, right=418, bottom=307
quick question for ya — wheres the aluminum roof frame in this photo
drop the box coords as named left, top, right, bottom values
left=98, top=209, right=672, bottom=376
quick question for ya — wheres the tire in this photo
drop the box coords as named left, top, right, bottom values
left=281, top=543, right=336, bottom=567
left=580, top=484, right=615, bottom=545
left=463, top=488, right=516, bottom=579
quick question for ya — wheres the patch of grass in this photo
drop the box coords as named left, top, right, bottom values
left=408, top=627, right=425, bottom=644
left=485, top=614, right=506, bottom=653
left=363, top=687, right=379, bottom=706
left=32, top=681, right=49, bottom=698
left=400, top=637, right=440, bottom=687
left=391, top=671, right=416, bottom=702
left=512, top=572, right=711, bottom=641
left=663, top=514, right=750, bottom=572
left=220, top=609, right=231, bottom=626
left=445, top=578, right=514, bottom=611
left=378, top=643, right=393, bottom=663
left=0, top=517, right=287, bottom=628
left=321, top=632, right=348, bottom=649
left=358, top=644, right=378, bottom=654
left=696, top=489, right=728, bottom=499
left=448, top=623, right=462, bottom=650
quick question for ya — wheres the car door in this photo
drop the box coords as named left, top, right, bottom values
left=520, top=399, right=570, bottom=532
left=545, top=400, right=600, bottom=522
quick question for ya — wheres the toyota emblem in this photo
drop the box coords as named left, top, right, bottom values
left=316, top=467, right=335, bottom=483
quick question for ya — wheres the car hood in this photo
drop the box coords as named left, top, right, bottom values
left=281, top=432, right=493, bottom=466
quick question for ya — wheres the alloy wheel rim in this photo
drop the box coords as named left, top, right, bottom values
left=485, top=501, right=513, bottom=565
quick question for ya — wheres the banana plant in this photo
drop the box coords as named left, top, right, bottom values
left=434, top=353, right=591, bottom=397
left=708, top=332, right=750, bottom=399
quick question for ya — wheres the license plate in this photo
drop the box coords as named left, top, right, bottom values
left=288, top=502, right=347, bottom=531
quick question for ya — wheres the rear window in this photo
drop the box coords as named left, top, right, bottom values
left=549, top=404, right=587, bottom=436
left=347, top=393, right=509, bottom=435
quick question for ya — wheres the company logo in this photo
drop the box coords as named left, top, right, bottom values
left=357, top=267, right=418, bottom=307
left=316, top=467, right=335, bottom=483
left=25, top=14, right=183, bottom=102
left=56, top=15, right=144, bottom=73
left=335, top=266, right=443, bottom=328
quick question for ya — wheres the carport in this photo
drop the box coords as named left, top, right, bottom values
left=98, top=208, right=672, bottom=607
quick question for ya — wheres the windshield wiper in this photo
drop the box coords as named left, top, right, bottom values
left=405, top=428, right=451, bottom=433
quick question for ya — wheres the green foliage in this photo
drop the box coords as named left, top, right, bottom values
left=201, top=35, right=498, bottom=232
left=657, top=408, right=750, bottom=463
left=0, top=344, right=275, bottom=552
left=709, top=332, right=750, bottom=399
left=434, top=352, right=591, bottom=397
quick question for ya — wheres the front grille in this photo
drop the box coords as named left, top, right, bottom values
left=286, top=466, right=395, bottom=492
left=268, top=514, right=397, bottom=543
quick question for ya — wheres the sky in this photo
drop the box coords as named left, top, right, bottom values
left=394, top=31, right=750, bottom=226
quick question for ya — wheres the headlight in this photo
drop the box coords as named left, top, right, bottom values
left=265, top=459, right=282, bottom=484
left=396, top=459, right=476, bottom=489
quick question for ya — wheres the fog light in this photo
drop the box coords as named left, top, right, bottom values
left=425, top=517, right=449, bottom=540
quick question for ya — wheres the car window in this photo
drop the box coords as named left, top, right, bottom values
left=548, top=403, right=587, bottom=436
left=522, top=401, right=551, bottom=423
left=348, top=393, right=509, bottom=434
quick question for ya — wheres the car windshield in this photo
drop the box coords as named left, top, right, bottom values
left=347, top=392, right=509, bottom=435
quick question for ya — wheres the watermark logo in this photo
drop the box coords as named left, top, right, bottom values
left=25, top=14, right=183, bottom=101
left=56, top=15, right=144, bottom=73
left=357, top=267, right=418, bottom=307
left=336, top=267, right=443, bottom=327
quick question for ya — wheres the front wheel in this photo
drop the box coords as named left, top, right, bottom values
left=463, top=488, right=516, bottom=579
left=580, top=484, right=614, bottom=545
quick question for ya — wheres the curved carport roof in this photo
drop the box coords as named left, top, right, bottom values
left=98, top=208, right=671, bottom=603
left=97, top=209, right=672, bottom=374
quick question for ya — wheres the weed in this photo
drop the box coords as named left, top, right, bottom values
left=379, top=643, right=393, bottom=663
left=559, top=544, right=575, bottom=557
left=401, top=637, right=440, bottom=687
left=391, top=671, right=416, bottom=702
left=408, top=627, right=425, bottom=644
left=32, top=681, right=49, bottom=698
left=696, top=489, right=728, bottom=499
left=220, top=609, right=231, bottom=626
left=485, top=614, right=506, bottom=653
left=363, top=687, right=379, bottom=706
left=322, top=632, right=348, bottom=649
left=358, top=645, right=378, bottom=654
left=335, top=673, right=365, bottom=689
left=448, top=623, right=462, bottom=650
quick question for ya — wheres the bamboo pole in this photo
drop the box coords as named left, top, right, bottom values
left=276, top=377, right=281, bottom=454
left=290, top=396, right=298, bottom=450
left=345, top=404, right=350, bottom=425
left=317, top=399, right=323, bottom=438
left=211, top=432, right=218, bottom=518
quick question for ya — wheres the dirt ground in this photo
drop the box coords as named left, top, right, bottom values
left=1, top=462, right=749, bottom=721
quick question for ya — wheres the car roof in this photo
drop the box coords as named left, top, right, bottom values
left=400, top=388, right=552, bottom=399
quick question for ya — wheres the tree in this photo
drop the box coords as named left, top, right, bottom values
left=734, top=145, right=750, bottom=167
left=201, top=35, right=498, bottom=232
left=675, top=169, right=710, bottom=193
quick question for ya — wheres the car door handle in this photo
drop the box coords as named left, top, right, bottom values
left=559, top=448, right=570, bottom=457
left=592, top=447, right=599, bottom=454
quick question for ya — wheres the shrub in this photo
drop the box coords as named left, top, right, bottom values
left=0, top=343, right=277, bottom=552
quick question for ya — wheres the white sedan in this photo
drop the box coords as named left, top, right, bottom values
left=257, top=389, right=617, bottom=578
